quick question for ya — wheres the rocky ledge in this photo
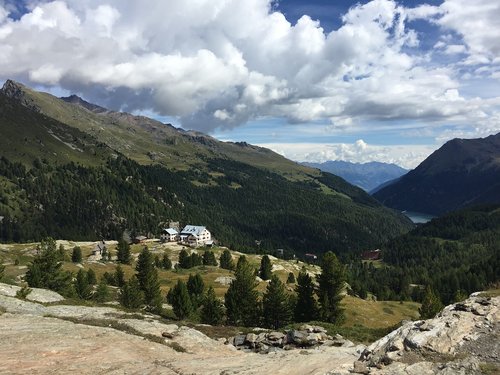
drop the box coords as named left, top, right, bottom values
left=353, top=293, right=500, bottom=374
left=228, top=324, right=355, bottom=354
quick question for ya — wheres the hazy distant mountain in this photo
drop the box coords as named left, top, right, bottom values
left=302, top=160, right=408, bottom=192
left=373, top=133, right=500, bottom=215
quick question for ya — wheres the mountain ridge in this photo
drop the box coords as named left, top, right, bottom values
left=0, top=79, right=412, bottom=253
left=373, top=133, right=500, bottom=215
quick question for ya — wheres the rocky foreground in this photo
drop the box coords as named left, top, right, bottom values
left=0, top=283, right=498, bottom=375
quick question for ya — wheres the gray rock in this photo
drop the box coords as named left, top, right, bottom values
left=233, top=335, right=246, bottom=346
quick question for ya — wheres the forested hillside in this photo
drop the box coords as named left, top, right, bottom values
left=0, top=81, right=412, bottom=255
left=373, top=133, right=500, bottom=214
left=348, top=205, right=500, bottom=304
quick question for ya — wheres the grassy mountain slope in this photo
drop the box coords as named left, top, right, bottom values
left=373, top=133, right=500, bottom=215
left=0, top=80, right=412, bottom=254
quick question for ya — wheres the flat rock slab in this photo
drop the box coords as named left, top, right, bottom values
left=0, top=283, right=64, bottom=303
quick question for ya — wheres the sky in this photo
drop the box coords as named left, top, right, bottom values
left=0, top=0, right=499, bottom=169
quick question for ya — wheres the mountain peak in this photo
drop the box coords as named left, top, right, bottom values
left=1, top=79, right=28, bottom=100
left=60, top=94, right=108, bottom=113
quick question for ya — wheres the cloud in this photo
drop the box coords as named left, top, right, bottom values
left=0, top=0, right=498, bottom=139
left=257, top=141, right=436, bottom=169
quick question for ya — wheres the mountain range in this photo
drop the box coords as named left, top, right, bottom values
left=302, top=160, right=408, bottom=192
left=374, top=133, right=500, bottom=215
left=0, top=80, right=412, bottom=255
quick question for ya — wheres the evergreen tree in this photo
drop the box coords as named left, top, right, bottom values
left=453, top=289, right=468, bottom=303
left=57, top=244, right=66, bottom=261
left=135, top=247, right=163, bottom=313
left=295, top=270, right=318, bottom=322
left=262, top=275, right=291, bottom=329
left=120, top=276, right=144, bottom=309
left=162, top=253, right=172, bottom=270
left=317, top=251, right=346, bottom=324
left=116, top=239, right=131, bottom=264
left=286, top=272, right=296, bottom=284
left=154, top=255, right=162, bottom=268
left=190, top=253, right=203, bottom=267
left=114, top=265, right=126, bottom=287
left=25, top=237, right=73, bottom=295
left=87, top=268, right=97, bottom=285
left=259, top=255, right=273, bottom=280
left=219, top=249, right=234, bottom=271
left=203, top=251, right=218, bottom=266
left=201, top=286, right=224, bottom=325
left=236, top=255, right=248, bottom=269
left=187, top=273, right=205, bottom=308
left=419, top=286, right=444, bottom=319
left=94, top=279, right=110, bottom=303
left=71, top=246, right=82, bottom=263
left=75, top=269, right=93, bottom=300
left=225, top=257, right=260, bottom=326
left=101, top=246, right=108, bottom=261
left=178, top=249, right=191, bottom=269
left=168, top=280, right=193, bottom=320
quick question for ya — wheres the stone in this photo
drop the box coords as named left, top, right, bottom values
left=352, top=361, right=370, bottom=374
left=267, top=331, right=285, bottom=341
left=233, top=335, right=246, bottom=346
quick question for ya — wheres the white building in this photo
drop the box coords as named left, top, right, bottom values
left=160, top=228, right=178, bottom=242
left=179, top=225, right=211, bottom=246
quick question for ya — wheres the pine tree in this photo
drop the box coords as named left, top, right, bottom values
left=116, top=239, right=131, bottom=264
left=154, top=255, right=162, bottom=268
left=419, top=286, right=444, bottom=319
left=101, top=246, right=108, bottom=261
left=259, top=255, right=272, bottom=280
left=178, top=249, right=191, bottom=269
left=201, top=286, right=224, bottom=325
left=114, top=265, right=126, bottom=287
left=168, top=280, right=193, bottom=320
left=94, top=279, right=110, bottom=303
left=187, top=273, right=205, bottom=308
left=75, top=269, right=93, bottom=300
left=162, top=253, right=172, bottom=270
left=120, top=276, right=144, bottom=309
left=317, top=251, right=346, bottom=324
left=203, top=251, right=218, bottom=266
left=286, top=272, right=296, bottom=284
left=219, top=249, right=234, bottom=270
left=225, top=257, right=260, bottom=326
left=25, top=237, right=73, bottom=296
left=57, top=244, right=66, bottom=261
left=262, top=275, right=291, bottom=329
left=135, top=247, right=163, bottom=313
left=295, top=270, right=318, bottom=322
left=71, top=246, right=82, bottom=263
left=190, top=253, right=203, bottom=267
left=87, top=268, right=97, bottom=285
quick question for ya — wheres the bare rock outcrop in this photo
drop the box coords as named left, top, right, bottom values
left=355, top=293, right=499, bottom=374
left=0, top=283, right=65, bottom=303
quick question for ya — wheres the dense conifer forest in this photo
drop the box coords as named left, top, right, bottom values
left=347, top=205, right=500, bottom=304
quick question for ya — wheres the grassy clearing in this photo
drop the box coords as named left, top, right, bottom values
left=343, top=296, right=420, bottom=329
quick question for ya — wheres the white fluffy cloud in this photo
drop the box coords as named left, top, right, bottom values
left=257, top=140, right=436, bottom=169
left=0, top=0, right=498, bottom=140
